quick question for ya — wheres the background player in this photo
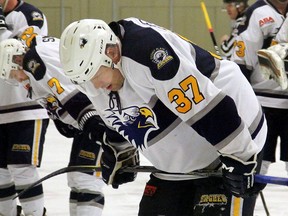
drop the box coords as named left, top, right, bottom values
left=230, top=0, right=288, bottom=175
left=220, top=0, right=249, bottom=59
left=0, top=35, right=107, bottom=216
left=0, top=0, right=49, bottom=215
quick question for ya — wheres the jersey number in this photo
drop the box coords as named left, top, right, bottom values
left=234, top=40, right=245, bottom=57
left=168, top=75, right=204, bottom=114
left=48, top=77, right=64, bottom=94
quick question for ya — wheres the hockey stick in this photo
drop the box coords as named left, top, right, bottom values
left=200, top=1, right=221, bottom=56
left=14, top=165, right=222, bottom=199
left=260, top=191, right=270, bottom=216
left=14, top=165, right=288, bottom=199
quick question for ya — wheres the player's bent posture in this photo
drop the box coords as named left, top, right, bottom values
left=0, top=36, right=107, bottom=216
left=59, top=18, right=267, bottom=216
left=0, top=0, right=49, bottom=215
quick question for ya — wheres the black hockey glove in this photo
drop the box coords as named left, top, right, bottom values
left=101, top=140, right=139, bottom=189
left=0, top=5, right=7, bottom=30
left=78, top=110, right=106, bottom=145
left=220, top=154, right=266, bottom=198
left=53, top=119, right=78, bottom=138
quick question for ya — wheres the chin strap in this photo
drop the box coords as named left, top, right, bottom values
left=2, top=0, right=8, bottom=12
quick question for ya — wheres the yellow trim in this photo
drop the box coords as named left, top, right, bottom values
left=232, top=196, right=241, bottom=216
left=95, top=150, right=103, bottom=177
left=33, top=119, right=42, bottom=166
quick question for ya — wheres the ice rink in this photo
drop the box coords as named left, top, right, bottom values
left=36, top=121, right=288, bottom=216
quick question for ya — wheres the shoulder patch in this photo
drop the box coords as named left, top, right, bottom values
left=120, top=20, right=180, bottom=81
left=16, top=2, right=45, bottom=29
left=23, top=47, right=46, bottom=80
left=150, top=48, right=173, bottom=70
left=31, top=11, right=44, bottom=21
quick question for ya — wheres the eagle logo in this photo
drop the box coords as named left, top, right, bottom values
left=106, top=105, right=159, bottom=150
left=38, top=95, right=63, bottom=120
left=27, top=59, right=41, bottom=75
left=79, top=37, right=88, bottom=48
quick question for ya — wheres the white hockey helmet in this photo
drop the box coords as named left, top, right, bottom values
left=0, top=38, right=26, bottom=80
left=60, top=19, right=117, bottom=84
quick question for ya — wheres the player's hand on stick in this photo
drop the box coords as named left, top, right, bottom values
left=78, top=110, right=106, bottom=145
left=220, top=154, right=266, bottom=198
left=101, top=139, right=139, bottom=189
left=257, top=43, right=288, bottom=90
left=53, top=119, right=78, bottom=138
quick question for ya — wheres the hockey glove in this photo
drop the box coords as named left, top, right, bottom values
left=257, top=43, right=288, bottom=90
left=101, top=141, right=139, bottom=189
left=53, top=119, right=78, bottom=138
left=0, top=5, right=7, bottom=30
left=220, top=154, right=266, bottom=198
left=78, top=110, right=106, bottom=145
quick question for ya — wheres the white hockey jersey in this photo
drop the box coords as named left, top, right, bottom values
left=0, top=0, right=48, bottom=124
left=275, top=17, right=288, bottom=43
left=231, top=0, right=288, bottom=109
left=79, top=18, right=267, bottom=174
left=22, top=36, right=93, bottom=128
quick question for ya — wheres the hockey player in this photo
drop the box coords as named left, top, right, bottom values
left=0, top=35, right=107, bottom=215
left=231, top=0, right=288, bottom=175
left=0, top=0, right=49, bottom=215
left=59, top=18, right=267, bottom=215
left=220, top=0, right=249, bottom=59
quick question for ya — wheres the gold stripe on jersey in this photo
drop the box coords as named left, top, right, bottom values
left=231, top=196, right=243, bottom=216
left=95, top=150, right=103, bottom=178
left=176, top=33, right=221, bottom=60
left=32, top=119, right=42, bottom=166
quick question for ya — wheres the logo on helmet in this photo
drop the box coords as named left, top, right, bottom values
left=99, top=39, right=104, bottom=54
left=79, top=37, right=88, bottom=49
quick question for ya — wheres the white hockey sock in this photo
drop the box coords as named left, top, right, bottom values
left=0, top=199, right=17, bottom=216
left=9, top=165, right=45, bottom=216
left=69, top=201, right=77, bottom=216
left=67, top=172, right=105, bottom=216
left=0, top=168, right=17, bottom=216
left=21, top=198, right=45, bottom=216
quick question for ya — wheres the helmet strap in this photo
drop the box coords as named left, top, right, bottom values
left=2, top=0, right=9, bottom=12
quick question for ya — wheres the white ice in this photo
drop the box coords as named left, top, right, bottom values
left=36, top=122, right=288, bottom=216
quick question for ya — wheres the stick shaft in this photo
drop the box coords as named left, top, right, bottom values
left=260, top=191, right=270, bottom=216
left=14, top=165, right=288, bottom=199
left=200, top=1, right=221, bottom=56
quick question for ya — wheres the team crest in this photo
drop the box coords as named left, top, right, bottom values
left=38, top=95, right=63, bottom=119
left=150, top=48, right=173, bottom=70
left=31, top=11, right=43, bottom=21
left=105, top=105, right=159, bottom=150
left=27, top=59, right=40, bottom=75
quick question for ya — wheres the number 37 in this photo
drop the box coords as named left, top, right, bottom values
left=168, top=75, right=204, bottom=114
